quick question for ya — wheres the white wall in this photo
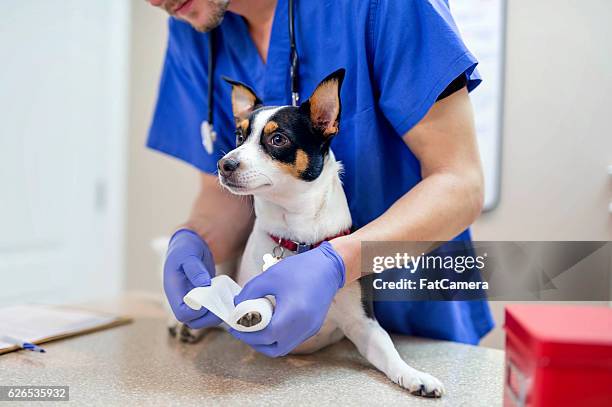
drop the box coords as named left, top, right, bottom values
left=472, top=0, right=612, bottom=348
left=0, top=1, right=130, bottom=305
left=473, top=0, right=612, bottom=241
left=124, top=2, right=198, bottom=294
left=125, top=1, right=612, bottom=346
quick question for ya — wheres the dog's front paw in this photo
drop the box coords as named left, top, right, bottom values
left=167, top=320, right=206, bottom=344
left=390, top=368, right=445, bottom=398
left=236, top=311, right=262, bottom=328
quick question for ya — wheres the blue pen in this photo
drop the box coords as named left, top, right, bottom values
left=1, top=335, right=46, bottom=353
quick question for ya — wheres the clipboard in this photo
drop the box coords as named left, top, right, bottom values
left=0, top=304, right=132, bottom=355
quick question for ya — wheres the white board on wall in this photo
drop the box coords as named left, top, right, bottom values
left=452, top=0, right=506, bottom=211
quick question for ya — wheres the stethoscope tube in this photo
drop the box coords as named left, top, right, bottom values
left=207, top=28, right=216, bottom=126
left=288, top=0, right=299, bottom=106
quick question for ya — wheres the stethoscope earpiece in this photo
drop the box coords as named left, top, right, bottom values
left=202, top=0, right=299, bottom=153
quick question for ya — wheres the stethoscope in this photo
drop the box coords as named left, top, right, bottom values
left=201, top=0, right=298, bottom=154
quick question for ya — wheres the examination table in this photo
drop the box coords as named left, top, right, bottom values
left=0, top=296, right=504, bottom=406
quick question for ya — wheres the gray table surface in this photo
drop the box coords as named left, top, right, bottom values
left=0, top=296, right=504, bottom=406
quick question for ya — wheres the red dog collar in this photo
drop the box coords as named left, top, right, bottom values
left=269, top=229, right=351, bottom=254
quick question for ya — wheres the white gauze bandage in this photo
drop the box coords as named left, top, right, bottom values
left=183, top=275, right=274, bottom=333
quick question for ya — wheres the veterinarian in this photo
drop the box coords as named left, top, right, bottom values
left=148, top=0, right=494, bottom=357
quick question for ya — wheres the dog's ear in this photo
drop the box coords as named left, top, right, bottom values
left=299, top=68, right=345, bottom=138
left=222, top=77, right=262, bottom=122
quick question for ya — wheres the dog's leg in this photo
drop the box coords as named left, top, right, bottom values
left=159, top=243, right=238, bottom=343
left=167, top=259, right=237, bottom=343
left=343, top=317, right=445, bottom=397
left=165, top=287, right=215, bottom=343
left=164, top=292, right=212, bottom=343
left=331, top=283, right=445, bottom=397
left=167, top=321, right=208, bottom=343
left=291, top=321, right=344, bottom=354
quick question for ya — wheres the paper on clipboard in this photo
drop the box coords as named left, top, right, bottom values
left=0, top=304, right=131, bottom=354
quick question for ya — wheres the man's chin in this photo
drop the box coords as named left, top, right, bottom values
left=191, top=17, right=225, bottom=33
left=188, top=0, right=229, bottom=32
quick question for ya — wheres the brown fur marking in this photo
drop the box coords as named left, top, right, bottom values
left=231, top=85, right=257, bottom=120
left=279, top=149, right=309, bottom=178
left=239, top=119, right=249, bottom=132
left=323, top=126, right=339, bottom=137
left=309, top=79, right=340, bottom=137
left=264, top=121, right=279, bottom=135
left=295, top=149, right=309, bottom=174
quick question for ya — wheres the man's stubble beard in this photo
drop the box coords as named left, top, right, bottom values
left=193, top=0, right=230, bottom=32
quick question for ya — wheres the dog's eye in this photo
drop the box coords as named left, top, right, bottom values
left=235, top=132, right=245, bottom=146
left=270, top=133, right=289, bottom=147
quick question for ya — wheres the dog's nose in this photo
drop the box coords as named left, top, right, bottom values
left=218, top=157, right=240, bottom=177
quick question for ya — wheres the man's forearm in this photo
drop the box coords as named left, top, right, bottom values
left=180, top=173, right=255, bottom=264
left=331, top=168, right=483, bottom=282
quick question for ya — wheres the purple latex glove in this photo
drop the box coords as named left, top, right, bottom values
left=230, top=241, right=345, bottom=357
left=164, top=229, right=223, bottom=329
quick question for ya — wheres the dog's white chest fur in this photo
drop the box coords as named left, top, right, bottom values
left=236, top=152, right=352, bottom=286
left=232, top=152, right=445, bottom=397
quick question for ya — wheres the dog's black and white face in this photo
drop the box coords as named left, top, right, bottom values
left=217, top=69, right=345, bottom=197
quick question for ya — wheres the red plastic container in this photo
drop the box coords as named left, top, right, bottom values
left=504, top=305, right=612, bottom=407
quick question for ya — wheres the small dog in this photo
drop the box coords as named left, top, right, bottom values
left=212, top=69, right=444, bottom=397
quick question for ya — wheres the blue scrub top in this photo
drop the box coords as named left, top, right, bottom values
left=148, top=0, right=494, bottom=344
